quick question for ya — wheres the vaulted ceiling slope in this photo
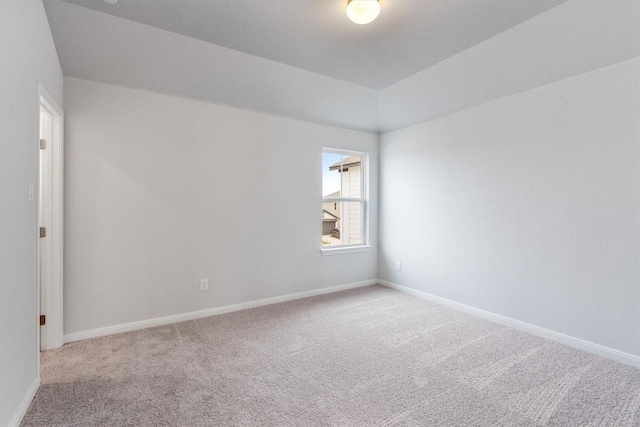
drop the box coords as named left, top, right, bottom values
left=379, top=0, right=640, bottom=132
left=45, top=0, right=639, bottom=133
left=58, top=0, right=567, bottom=90
left=44, top=0, right=380, bottom=133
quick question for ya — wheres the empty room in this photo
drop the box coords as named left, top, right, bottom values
left=1, top=0, right=639, bottom=425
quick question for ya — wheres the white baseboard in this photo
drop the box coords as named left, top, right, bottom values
left=8, top=377, right=40, bottom=427
left=64, top=279, right=378, bottom=343
left=378, top=280, right=640, bottom=368
left=63, top=278, right=639, bottom=368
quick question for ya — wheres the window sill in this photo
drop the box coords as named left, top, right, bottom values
left=320, top=245, right=372, bottom=256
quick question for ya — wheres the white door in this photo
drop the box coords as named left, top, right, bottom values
left=38, top=104, right=53, bottom=351
left=37, top=87, right=64, bottom=352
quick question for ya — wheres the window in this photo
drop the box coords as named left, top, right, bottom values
left=322, top=148, right=368, bottom=252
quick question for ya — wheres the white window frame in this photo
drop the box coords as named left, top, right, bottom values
left=321, top=147, right=370, bottom=255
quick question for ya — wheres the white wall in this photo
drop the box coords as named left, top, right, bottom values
left=0, top=0, right=63, bottom=425
left=379, top=0, right=640, bottom=133
left=43, top=0, right=379, bottom=134
left=63, top=77, right=378, bottom=335
left=379, top=59, right=640, bottom=356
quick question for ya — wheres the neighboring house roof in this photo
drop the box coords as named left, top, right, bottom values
left=322, top=210, right=339, bottom=221
left=329, top=156, right=361, bottom=171
left=325, top=191, right=340, bottom=198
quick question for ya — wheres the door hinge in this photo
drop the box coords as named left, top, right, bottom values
left=39, top=227, right=46, bottom=238
left=40, top=139, right=46, bottom=150
left=40, top=315, right=46, bottom=326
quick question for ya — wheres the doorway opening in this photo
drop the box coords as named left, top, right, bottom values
left=38, top=85, right=64, bottom=352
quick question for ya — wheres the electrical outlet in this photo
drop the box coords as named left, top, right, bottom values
left=200, top=279, right=209, bottom=291
left=395, top=261, right=402, bottom=272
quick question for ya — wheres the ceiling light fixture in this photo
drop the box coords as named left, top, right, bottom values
left=346, top=0, right=381, bottom=25
left=103, top=0, right=118, bottom=4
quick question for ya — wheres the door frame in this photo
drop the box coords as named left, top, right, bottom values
left=37, top=83, right=64, bottom=356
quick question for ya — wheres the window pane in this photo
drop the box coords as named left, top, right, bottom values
left=323, top=153, right=363, bottom=198
left=341, top=201, right=363, bottom=244
left=340, top=155, right=362, bottom=198
left=321, top=201, right=363, bottom=247
left=322, top=152, right=342, bottom=197
left=322, top=205, right=341, bottom=246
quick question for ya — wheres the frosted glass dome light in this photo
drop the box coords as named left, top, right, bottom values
left=347, top=0, right=381, bottom=25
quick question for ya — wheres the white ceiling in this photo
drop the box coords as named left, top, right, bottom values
left=59, top=0, right=567, bottom=90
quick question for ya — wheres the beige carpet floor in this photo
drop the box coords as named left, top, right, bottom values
left=23, top=285, right=640, bottom=426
